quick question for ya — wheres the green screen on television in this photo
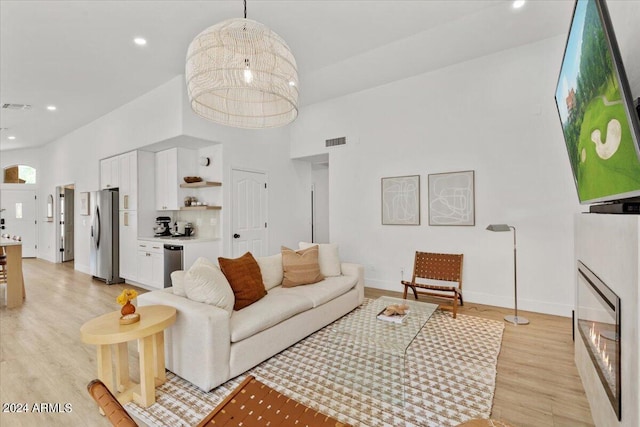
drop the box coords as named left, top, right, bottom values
left=555, top=0, right=640, bottom=204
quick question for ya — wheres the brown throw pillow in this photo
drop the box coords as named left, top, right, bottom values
left=218, top=252, right=267, bottom=310
left=281, top=246, right=324, bottom=288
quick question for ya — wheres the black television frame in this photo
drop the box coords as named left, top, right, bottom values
left=554, top=0, right=640, bottom=205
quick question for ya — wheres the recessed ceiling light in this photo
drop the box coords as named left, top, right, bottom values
left=133, top=37, right=147, bottom=46
left=513, top=0, right=526, bottom=9
left=46, top=105, right=57, bottom=111
left=8, top=136, right=16, bottom=140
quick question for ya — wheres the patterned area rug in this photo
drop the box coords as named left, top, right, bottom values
left=125, top=299, right=504, bottom=427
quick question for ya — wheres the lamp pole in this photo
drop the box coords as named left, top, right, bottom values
left=504, top=226, right=529, bottom=325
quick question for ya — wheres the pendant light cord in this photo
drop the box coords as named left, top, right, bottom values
left=244, top=0, right=247, bottom=19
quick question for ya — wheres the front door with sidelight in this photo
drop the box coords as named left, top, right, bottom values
left=231, top=169, right=267, bottom=258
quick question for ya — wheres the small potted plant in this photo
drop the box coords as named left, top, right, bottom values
left=117, top=289, right=140, bottom=324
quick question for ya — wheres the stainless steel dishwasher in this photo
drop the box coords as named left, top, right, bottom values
left=163, top=244, right=184, bottom=287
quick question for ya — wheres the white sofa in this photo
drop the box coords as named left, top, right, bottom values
left=138, top=262, right=364, bottom=391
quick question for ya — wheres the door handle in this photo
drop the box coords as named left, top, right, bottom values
left=233, top=233, right=240, bottom=239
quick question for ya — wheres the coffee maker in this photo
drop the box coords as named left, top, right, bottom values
left=154, top=216, right=172, bottom=236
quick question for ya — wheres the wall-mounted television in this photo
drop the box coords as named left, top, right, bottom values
left=555, top=0, right=640, bottom=205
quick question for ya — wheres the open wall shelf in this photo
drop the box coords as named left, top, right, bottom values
left=180, top=206, right=222, bottom=211
left=180, top=181, right=222, bottom=188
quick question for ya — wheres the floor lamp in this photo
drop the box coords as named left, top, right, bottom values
left=486, top=224, right=529, bottom=325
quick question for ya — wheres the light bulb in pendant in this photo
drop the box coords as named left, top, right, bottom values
left=244, top=58, right=253, bottom=84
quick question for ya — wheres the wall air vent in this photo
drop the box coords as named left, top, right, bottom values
left=325, top=137, right=346, bottom=147
left=2, top=103, right=32, bottom=110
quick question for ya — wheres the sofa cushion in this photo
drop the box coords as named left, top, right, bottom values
left=170, top=270, right=187, bottom=297
left=281, top=246, right=324, bottom=288
left=229, top=293, right=313, bottom=342
left=219, top=252, right=267, bottom=310
left=269, top=275, right=357, bottom=308
left=298, top=242, right=341, bottom=277
left=183, top=259, right=235, bottom=314
left=255, top=253, right=283, bottom=291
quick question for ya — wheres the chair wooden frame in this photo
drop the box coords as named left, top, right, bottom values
left=402, top=251, right=464, bottom=318
left=87, top=379, right=138, bottom=427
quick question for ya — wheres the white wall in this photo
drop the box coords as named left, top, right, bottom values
left=290, top=35, right=584, bottom=316
left=312, top=164, right=330, bottom=243
left=26, top=77, right=184, bottom=269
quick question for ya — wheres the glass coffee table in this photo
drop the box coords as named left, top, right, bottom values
left=328, top=296, right=438, bottom=406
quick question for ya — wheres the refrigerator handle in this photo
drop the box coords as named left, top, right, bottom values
left=95, top=205, right=101, bottom=249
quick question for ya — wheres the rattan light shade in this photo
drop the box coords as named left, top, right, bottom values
left=186, top=18, right=299, bottom=129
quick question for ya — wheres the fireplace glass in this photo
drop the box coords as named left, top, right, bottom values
left=577, top=260, right=621, bottom=420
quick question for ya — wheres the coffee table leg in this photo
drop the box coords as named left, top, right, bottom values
left=153, top=331, right=166, bottom=383
left=96, top=344, right=113, bottom=392
left=115, top=342, right=130, bottom=392
left=137, top=335, right=155, bottom=407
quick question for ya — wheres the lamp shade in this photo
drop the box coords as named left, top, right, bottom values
left=486, top=224, right=512, bottom=232
left=185, top=18, right=299, bottom=129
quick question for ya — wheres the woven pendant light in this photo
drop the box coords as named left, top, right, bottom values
left=185, top=1, right=299, bottom=129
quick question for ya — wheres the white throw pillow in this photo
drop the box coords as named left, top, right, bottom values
left=171, top=270, right=187, bottom=297
left=255, top=253, right=284, bottom=290
left=298, top=242, right=341, bottom=277
left=183, top=257, right=235, bottom=314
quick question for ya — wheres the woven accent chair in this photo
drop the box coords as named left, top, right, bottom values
left=87, top=380, right=138, bottom=427
left=402, top=251, right=464, bottom=318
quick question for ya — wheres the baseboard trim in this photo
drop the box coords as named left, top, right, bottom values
left=365, top=277, right=572, bottom=318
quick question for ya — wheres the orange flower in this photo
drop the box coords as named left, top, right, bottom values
left=116, top=289, right=138, bottom=306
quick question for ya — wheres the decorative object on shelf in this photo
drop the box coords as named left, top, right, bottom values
left=185, top=0, right=299, bottom=129
left=117, top=289, right=140, bottom=324
left=381, top=175, right=420, bottom=225
left=199, top=156, right=210, bottom=167
left=183, top=176, right=203, bottom=183
left=428, top=170, right=475, bottom=226
left=486, top=224, right=529, bottom=325
left=80, top=192, right=90, bottom=216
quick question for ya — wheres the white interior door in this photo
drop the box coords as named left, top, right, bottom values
left=231, top=169, right=267, bottom=257
left=0, top=189, right=37, bottom=257
left=63, top=188, right=74, bottom=261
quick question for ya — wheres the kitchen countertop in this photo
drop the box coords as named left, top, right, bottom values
left=138, top=236, right=220, bottom=244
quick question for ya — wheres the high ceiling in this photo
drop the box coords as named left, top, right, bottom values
left=0, top=0, right=579, bottom=151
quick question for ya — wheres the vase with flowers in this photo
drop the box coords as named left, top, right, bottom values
left=117, top=289, right=140, bottom=324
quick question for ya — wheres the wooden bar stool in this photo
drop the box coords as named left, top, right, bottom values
left=0, top=247, right=7, bottom=283
left=0, top=236, right=25, bottom=301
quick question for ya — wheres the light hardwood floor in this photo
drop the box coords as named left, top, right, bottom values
left=0, top=259, right=593, bottom=427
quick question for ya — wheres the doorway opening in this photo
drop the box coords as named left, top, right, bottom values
left=294, top=153, right=330, bottom=243
left=56, top=184, right=75, bottom=265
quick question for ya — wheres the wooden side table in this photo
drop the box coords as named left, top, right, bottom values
left=81, top=305, right=176, bottom=408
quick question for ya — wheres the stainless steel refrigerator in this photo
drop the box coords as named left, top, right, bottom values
left=89, top=189, right=123, bottom=284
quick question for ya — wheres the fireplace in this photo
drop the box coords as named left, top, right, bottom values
left=577, top=260, right=621, bottom=420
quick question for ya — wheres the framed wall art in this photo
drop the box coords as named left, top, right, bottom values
left=381, top=175, right=420, bottom=225
left=428, top=170, right=475, bottom=226
left=80, top=192, right=90, bottom=216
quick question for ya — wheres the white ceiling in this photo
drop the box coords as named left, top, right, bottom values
left=0, top=0, right=581, bottom=151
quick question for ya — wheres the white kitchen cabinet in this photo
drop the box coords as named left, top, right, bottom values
left=119, top=152, right=135, bottom=210
left=100, top=156, right=120, bottom=190
left=119, top=211, right=138, bottom=280
left=155, top=147, right=195, bottom=211
left=137, top=240, right=164, bottom=289
left=116, top=150, right=156, bottom=282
